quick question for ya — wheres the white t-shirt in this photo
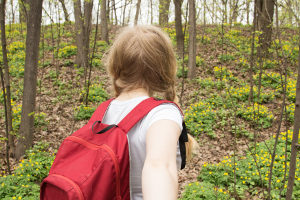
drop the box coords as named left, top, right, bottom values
left=102, top=96, right=183, bottom=200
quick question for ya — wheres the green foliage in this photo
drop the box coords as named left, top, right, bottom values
left=0, top=142, right=55, bottom=199
left=96, top=40, right=109, bottom=51
left=182, top=130, right=300, bottom=199
left=196, top=56, right=205, bottom=67
left=276, top=77, right=296, bottom=103
left=218, top=54, right=235, bottom=63
left=228, top=85, right=276, bottom=103
left=213, top=66, right=238, bottom=82
left=47, top=69, right=58, bottom=80
left=80, top=83, right=108, bottom=103
left=91, top=58, right=103, bottom=68
left=236, top=57, right=250, bottom=70
left=11, top=102, right=48, bottom=133
left=285, top=103, right=295, bottom=123
left=185, top=101, right=217, bottom=138
left=180, top=182, right=230, bottom=200
left=74, top=104, right=96, bottom=121
left=273, top=39, right=299, bottom=63
left=197, top=78, right=215, bottom=90
left=198, top=35, right=211, bottom=44
left=254, top=71, right=282, bottom=89
left=7, top=41, right=25, bottom=54
left=7, top=41, right=26, bottom=78
left=237, top=103, right=274, bottom=129
left=262, top=59, right=280, bottom=69
left=58, top=45, right=77, bottom=59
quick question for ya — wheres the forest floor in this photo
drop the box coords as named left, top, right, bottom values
left=0, top=23, right=299, bottom=199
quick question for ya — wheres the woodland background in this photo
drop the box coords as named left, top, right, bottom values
left=0, top=0, right=300, bottom=199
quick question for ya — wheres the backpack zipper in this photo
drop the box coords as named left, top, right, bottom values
left=66, top=136, right=121, bottom=199
left=50, top=174, right=84, bottom=200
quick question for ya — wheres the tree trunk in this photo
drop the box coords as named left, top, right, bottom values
left=203, top=0, right=206, bottom=25
left=174, top=0, right=184, bottom=60
left=74, top=0, right=93, bottom=69
left=246, top=0, right=250, bottom=24
left=101, top=0, right=109, bottom=43
left=112, top=0, right=118, bottom=25
left=58, top=0, right=70, bottom=23
left=18, top=0, right=28, bottom=23
left=159, top=0, right=171, bottom=27
left=107, top=0, right=110, bottom=23
left=222, top=0, right=228, bottom=23
left=248, top=0, right=258, bottom=104
left=122, top=0, right=127, bottom=26
left=0, top=0, right=15, bottom=156
left=127, top=1, right=132, bottom=24
left=212, top=0, right=215, bottom=24
left=74, top=0, right=84, bottom=68
left=285, top=30, right=300, bottom=200
left=83, top=1, right=93, bottom=83
left=187, top=0, right=196, bottom=79
left=10, top=0, right=15, bottom=23
left=150, top=0, right=153, bottom=24
left=15, top=0, right=43, bottom=159
left=230, top=0, right=239, bottom=25
left=134, top=0, right=141, bottom=25
left=257, top=0, right=275, bottom=58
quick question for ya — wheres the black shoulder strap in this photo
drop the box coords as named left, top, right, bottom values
left=179, top=122, right=188, bottom=169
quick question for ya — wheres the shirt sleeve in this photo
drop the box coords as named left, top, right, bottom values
left=143, top=103, right=183, bottom=132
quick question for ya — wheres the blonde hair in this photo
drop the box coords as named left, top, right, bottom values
left=105, top=25, right=195, bottom=162
left=105, top=25, right=177, bottom=101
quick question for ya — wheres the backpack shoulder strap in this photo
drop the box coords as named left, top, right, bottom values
left=118, top=97, right=188, bottom=169
left=117, top=97, right=180, bottom=133
left=89, top=98, right=114, bottom=123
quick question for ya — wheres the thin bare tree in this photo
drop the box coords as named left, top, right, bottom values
left=286, top=27, right=300, bottom=200
left=73, top=0, right=93, bottom=81
left=187, top=0, right=197, bottom=79
left=0, top=0, right=14, bottom=156
left=101, top=0, right=109, bottom=43
left=18, top=0, right=28, bottom=23
left=246, top=0, right=250, bottom=24
left=134, top=0, right=141, bottom=25
left=174, top=0, right=184, bottom=60
left=159, top=0, right=171, bottom=26
left=58, top=0, right=70, bottom=23
left=257, top=0, right=275, bottom=58
left=15, top=0, right=44, bottom=159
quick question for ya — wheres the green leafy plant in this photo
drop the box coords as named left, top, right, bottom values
left=58, top=45, right=77, bottom=59
left=177, top=65, right=188, bottom=78
left=254, top=71, right=282, bottom=89
left=228, top=85, right=276, bottom=103
left=218, top=54, right=235, bottom=63
left=11, top=103, right=48, bottom=132
left=185, top=101, right=217, bottom=138
left=285, top=103, right=295, bottom=123
left=74, top=104, right=96, bottom=120
left=0, top=142, right=55, bottom=199
left=182, top=130, right=300, bottom=199
left=213, top=66, right=238, bottom=82
left=276, top=78, right=296, bottom=103
left=180, top=181, right=230, bottom=200
left=196, top=56, right=205, bottom=67
left=80, top=83, right=108, bottom=103
left=237, top=103, right=274, bottom=129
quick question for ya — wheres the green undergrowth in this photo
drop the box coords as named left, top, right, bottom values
left=0, top=142, right=54, bottom=200
left=181, top=130, right=300, bottom=200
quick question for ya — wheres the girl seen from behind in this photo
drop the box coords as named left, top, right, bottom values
left=104, top=25, right=192, bottom=200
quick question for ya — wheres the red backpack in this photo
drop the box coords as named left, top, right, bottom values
left=40, top=97, right=187, bottom=200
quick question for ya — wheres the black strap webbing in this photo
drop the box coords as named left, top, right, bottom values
left=179, top=122, right=188, bottom=169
